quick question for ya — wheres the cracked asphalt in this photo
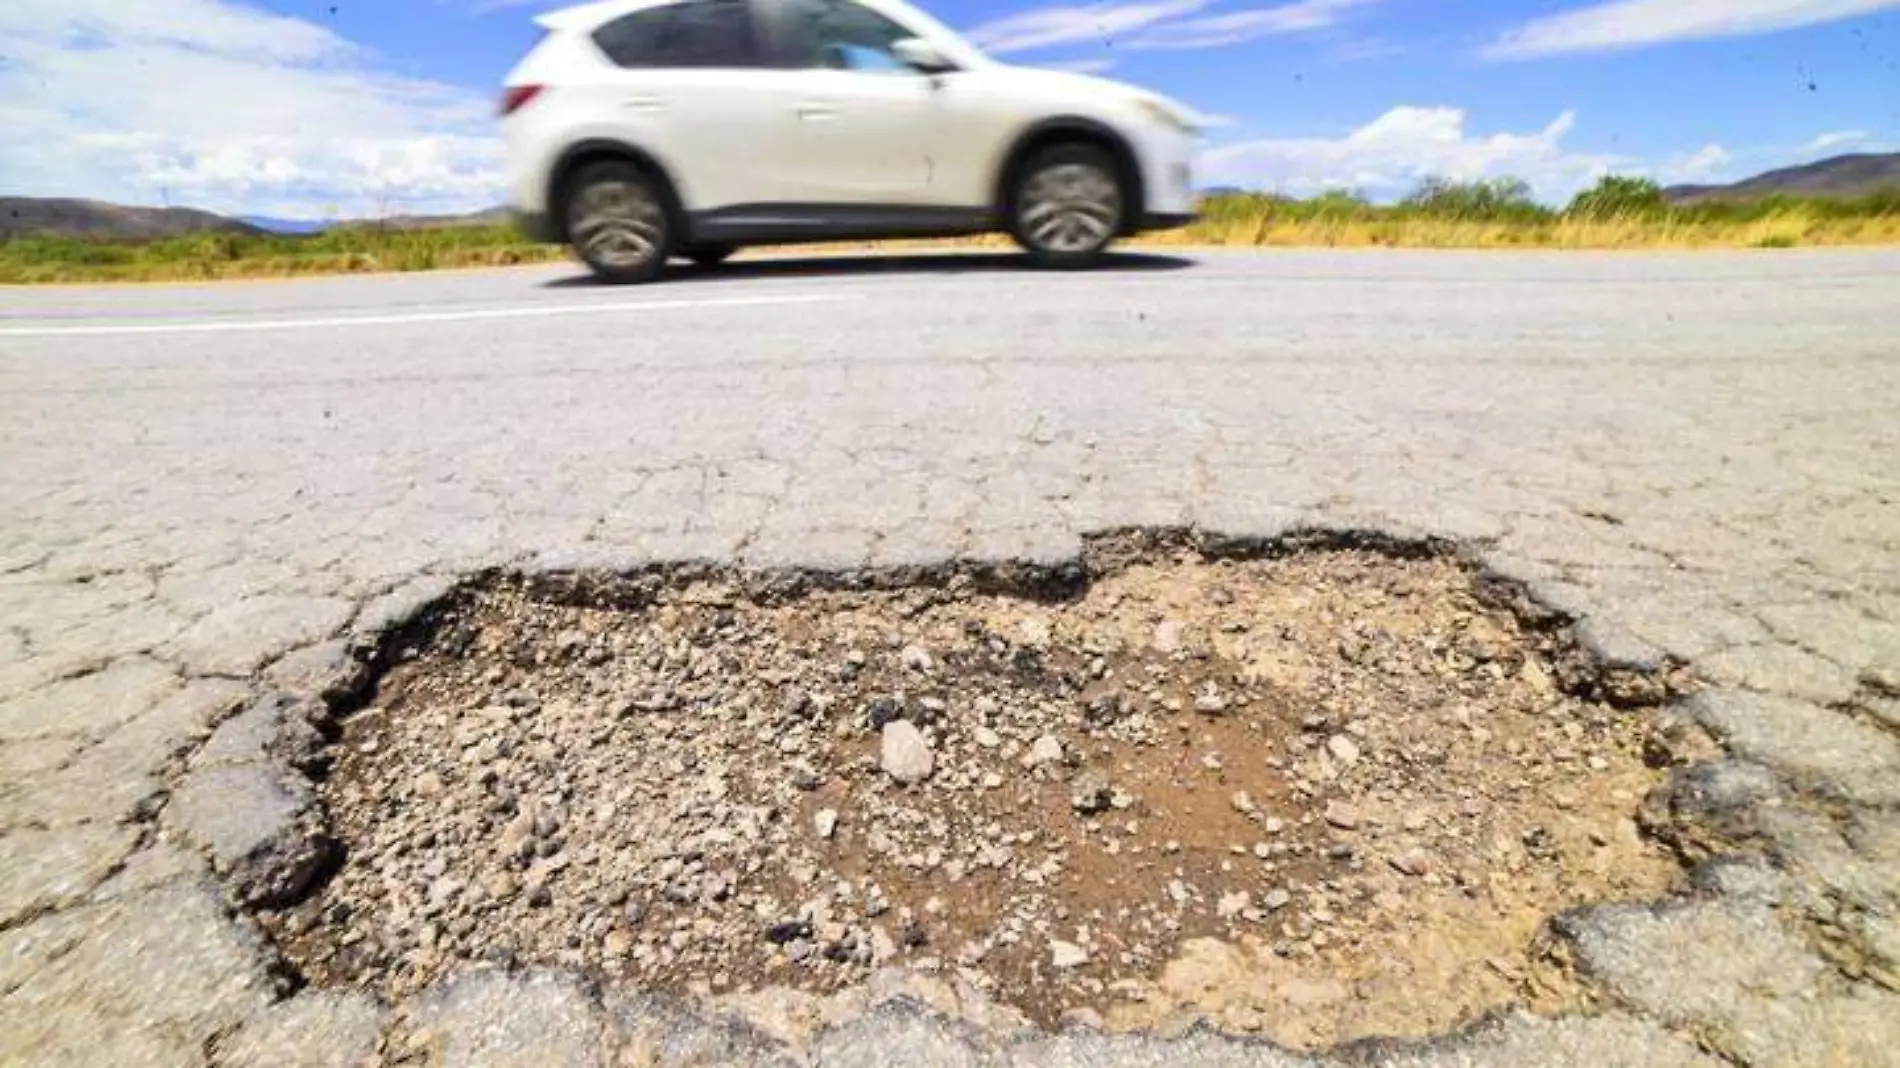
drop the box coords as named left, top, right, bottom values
left=2, top=248, right=1898, bottom=1067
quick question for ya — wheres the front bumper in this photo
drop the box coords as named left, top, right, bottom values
left=513, top=210, right=560, bottom=245
left=1129, top=126, right=1198, bottom=227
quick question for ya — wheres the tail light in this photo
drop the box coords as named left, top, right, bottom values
left=500, top=84, right=544, bottom=117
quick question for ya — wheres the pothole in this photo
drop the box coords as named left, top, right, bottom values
left=258, top=538, right=1686, bottom=1051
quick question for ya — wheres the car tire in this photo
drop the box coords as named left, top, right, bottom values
left=684, top=244, right=737, bottom=268
left=564, top=161, right=672, bottom=284
left=1009, top=143, right=1125, bottom=269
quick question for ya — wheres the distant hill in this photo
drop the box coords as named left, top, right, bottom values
left=234, top=207, right=514, bottom=234
left=305, top=207, right=513, bottom=233
left=1, top=197, right=513, bottom=239
left=238, top=215, right=331, bottom=234
left=369, top=206, right=512, bottom=230
left=0, top=197, right=261, bottom=239
left=1665, top=152, right=1900, bottom=204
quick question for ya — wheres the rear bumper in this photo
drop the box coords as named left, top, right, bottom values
left=513, top=210, right=560, bottom=244
left=1137, top=211, right=1197, bottom=232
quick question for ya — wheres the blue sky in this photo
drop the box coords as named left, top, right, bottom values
left=3, top=0, right=1897, bottom=216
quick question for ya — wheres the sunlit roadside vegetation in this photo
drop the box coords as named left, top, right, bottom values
left=5, top=176, right=1896, bottom=284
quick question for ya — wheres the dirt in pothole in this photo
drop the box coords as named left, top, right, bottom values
left=264, top=549, right=1682, bottom=1050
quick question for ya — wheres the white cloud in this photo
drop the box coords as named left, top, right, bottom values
left=967, top=0, right=1208, bottom=54
left=1486, top=0, right=1900, bottom=60
left=1201, top=106, right=1629, bottom=202
left=1657, top=144, right=1733, bottom=184
left=1805, top=130, right=1869, bottom=152
left=1331, top=37, right=1404, bottom=61
left=1127, top=0, right=1379, bottom=48
left=0, top=0, right=504, bottom=218
left=966, top=0, right=1373, bottom=54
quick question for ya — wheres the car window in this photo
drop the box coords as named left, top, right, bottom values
left=593, top=0, right=762, bottom=68
left=780, top=0, right=918, bottom=73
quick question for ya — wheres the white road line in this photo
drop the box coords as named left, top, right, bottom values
left=0, top=293, right=840, bottom=338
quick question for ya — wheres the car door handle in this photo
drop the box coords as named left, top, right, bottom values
left=795, top=103, right=839, bottom=121
left=622, top=95, right=665, bottom=112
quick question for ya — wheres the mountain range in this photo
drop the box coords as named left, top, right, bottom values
left=1, top=199, right=513, bottom=239
left=1663, top=152, right=1900, bottom=204
left=1, top=198, right=260, bottom=239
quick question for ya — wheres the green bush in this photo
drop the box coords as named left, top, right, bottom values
left=1400, top=177, right=1553, bottom=223
left=1567, top=175, right=1667, bottom=219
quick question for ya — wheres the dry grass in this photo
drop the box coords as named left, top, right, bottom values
left=0, top=226, right=569, bottom=285
left=5, top=188, right=1897, bottom=284
left=1163, top=210, right=1900, bottom=250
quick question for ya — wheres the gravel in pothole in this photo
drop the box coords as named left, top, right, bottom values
left=264, top=549, right=1681, bottom=1050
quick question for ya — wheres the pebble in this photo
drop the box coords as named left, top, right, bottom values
left=1263, top=889, right=1292, bottom=911
left=1050, top=940, right=1090, bottom=968
left=1070, top=771, right=1113, bottom=815
left=1194, top=684, right=1228, bottom=715
left=1217, top=891, right=1251, bottom=919
left=1029, top=734, right=1065, bottom=768
left=1152, top=620, right=1185, bottom=654
left=974, top=726, right=1003, bottom=748
left=1390, top=849, right=1432, bottom=877
left=1324, top=801, right=1360, bottom=830
left=1060, top=1007, right=1106, bottom=1030
left=900, top=644, right=933, bottom=672
left=815, top=809, right=839, bottom=840
left=1230, top=791, right=1255, bottom=813
left=483, top=871, right=520, bottom=901
left=869, top=925, right=898, bottom=964
left=1327, top=735, right=1362, bottom=767
left=866, top=696, right=905, bottom=730
left=880, top=721, right=935, bottom=784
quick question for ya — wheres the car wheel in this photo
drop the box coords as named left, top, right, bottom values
left=565, top=162, right=671, bottom=284
left=1010, top=144, right=1125, bottom=268
left=684, top=244, right=737, bottom=268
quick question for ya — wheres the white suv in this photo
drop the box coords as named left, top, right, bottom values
left=501, top=0, right=1202, bottom=282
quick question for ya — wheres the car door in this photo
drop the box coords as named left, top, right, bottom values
left=759, top=0, right=947, bottom=207
left=586, top=0, right=788, bottom=211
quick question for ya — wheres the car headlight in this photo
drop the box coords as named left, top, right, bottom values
left=1134, top=97, right=1198, bottom=135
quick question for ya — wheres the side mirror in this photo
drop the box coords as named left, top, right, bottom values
left=892, top=37, right=956, bottom=74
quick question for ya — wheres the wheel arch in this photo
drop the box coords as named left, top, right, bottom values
left=992, top=118, right=1146, bottom=235
left=545, top=139, right=688, bottom=244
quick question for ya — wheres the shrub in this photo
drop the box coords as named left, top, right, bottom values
left=1401, top=177, right=1552, bottom=223
left=1567, top=175, right=1667, bottom=219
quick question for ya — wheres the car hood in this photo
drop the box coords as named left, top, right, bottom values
left=993, top=65, right=1206, bottom=126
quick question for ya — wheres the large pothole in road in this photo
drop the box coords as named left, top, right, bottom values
left=262, top=539, right=1685, bottom=1051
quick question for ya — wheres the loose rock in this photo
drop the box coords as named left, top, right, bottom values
left=1050, top=940, right=1090, bottom=969
left=1327, top=735, right=1362, bottom=767
left=880, top=721, right=935, bottom=784
left=1029, top=734, right=1064, bottom=768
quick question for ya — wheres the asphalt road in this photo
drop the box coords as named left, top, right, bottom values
left=2, top=248, right=1898, bottom=1067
